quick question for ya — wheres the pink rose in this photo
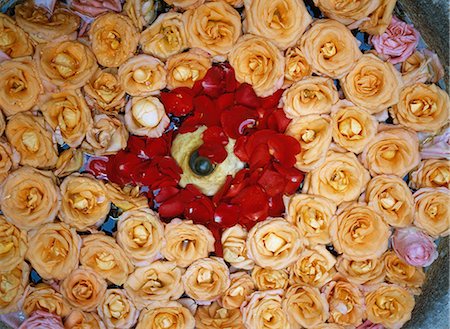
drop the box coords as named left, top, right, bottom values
left=420, top=127, right=450, bottom=160
left=70, top=0, right=122, bottom=17
left=392, top=227, right=439, bottom=267
left=371, top=16, right=420, bottom=64
left=357, top=320, right=385, bottom=329
left=18, top=311, right=64, bottom=329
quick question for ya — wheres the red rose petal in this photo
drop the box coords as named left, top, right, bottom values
left=261, top=89, right=284, bottom=109
left=267, top=134, right=301, bottom=167
left=221, top=105, right=258, bottom=139
left=257, top=167, right=285, bottom=197
left=235, top=83, right=260, bottom=109
left=160, top=87, right=194, bottom=116
left=214, top=203, right=240, bottom=228
left=185, top=195, right=214, bottom=224
left=268, top=193, right=285, bottom=217
left=232, top=185, right=269, bottom=223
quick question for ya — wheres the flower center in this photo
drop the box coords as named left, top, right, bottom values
left=409, top=98, right=437, bottom=117
left=109, top=295, right=126, bottom=319
left=0, top=30, right=15, bottom=47
left=73, top=281, right=94, bottom=300
left=133, top=224, right=150, bottom=245
left=189, top=150, right=215, bottom=176
left=155, top=313, right=176, bottom=329
left=197, top=268, right=213, bottom=284
left=430, top=167, right=449, bottom=185
left=133, top=68, right=152, bottom=84
left=321, top=42, right=337, bottom=58
left=53, top=53, right=77, bottom=78
left=22, top=131, right=39, bottom=152
left=0, top=239, right=13, bottom=255
left=96, top=252, right=116, bottom=270
left=329, top=170, right=348, bottom=191
left=107, top=31, right=121, bottom=50
left=132, top=99, right=163, bottom=128
left=339, top=117, right=363, bottom=139
left=142, top=269, right=162, bottom=291
left=8, top=76, right=26, bottom=94
left=380, top=145, right=398, bottom=160
left=301, top=207, right=325, bottom=230
left=301, top=129, right=316, bottom=143
left=26, top=187, right=42, bottom=209
left=263, top=232, right=287, bottom=254
left=379, top=191, right=402, bottom=211
left=173, top=65, right=199, bottom=82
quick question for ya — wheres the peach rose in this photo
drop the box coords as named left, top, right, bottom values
left=365, top=283, right=415, bottom=329
left=195, top=302, right=243, bottom=329
left=360, top=125, right=420, bottom=177
left=182, top=257, right=230, bottom=303
left=0, top=14, right=33, bottom=58
left=135, top=301, right=195, bottom=329
left=221, top=224, right=254, bottom=270
left=246, top=217, right=303, bottom=270
left=282, top=77, right=339, bottom=118
left=335, top=256, right=385, bottom=285
left=313, top=0, right=380, bottom=25
left=0, top=216, right=27, bottom=272
left=64, top=310, right=106, bottom=329
left=89, top=13, right=139, bottom=68
left=360, top=0, right=397, bottom=35
left=0, top=262, right=29, bottom=314
left=105, top=183, right=148, bottom=211
left=0, top=166, right=60, bottom=230
left=98, top=289, right=139, bottom=329
left=164, top=0, right=204, bottom=9
left=365, top=174, right=414, bottom=228
left=288, top=245, right=336, bottom=288
left=60, top=267, right=108, bottom=312
left=302, top=150, right=370, bottom=205
left=283, top=46, right=312, bottom=86
left=23, top=283, right=71, bottom=317
left=0, top=57, right=42, bottom=116
left=241, top=290, right=289, bottom=329
left=340, top=54, right=403, bottom=114
left=283, top=284, right=329, bottom=328
left=125, top=96, right=170, bottom=137
left=392, top=227, right=438, bottom=267
left=161, top=219, right=215, bottom=268
left=140, top=12, right=188, bottom=61
left=26, top=222, right=81, bottom=280
left=392, top=83, right=449, bottom=132
left=0, top=111, right=4, bottom=135
left=315, top=324, right=346, bottom=329
left=383, top=251, right=425, bottom=295
left=285, top=193, right=336, bottom=246
left=410, top=159, right=450, bottom=189
left=331, top=100, right=378, bottom=154
left=0, top=138, right=19, bottom=183
left=229, top=35, right=284, bottom=97
left=183, top=2, right=241, bottom=59
left=243, top=0, right=312, bottom=50
left=401, top=49, right=444, bottom=85
left=300, top=19, right=362, bottom=79
left=54, top=148, right=84, bottom=178
left=221, top=272, right=255, bottom=309
left=80, top=233, right=134, bottom=285
left=251, top=266, right=289, bottom=291
left=165, top=49, right=212, bottom=90
left=59, top=174, right=111, bottom=231
left=286, top=114, right=332, bottom=171
left=19, top=310, right=64, bottom=329
left=123, top=0, right=157, bottom=31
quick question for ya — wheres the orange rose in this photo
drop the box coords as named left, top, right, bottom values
left=335, top=256, right=385, bottom=285
left=164, top=0, right=204, bottom=9
left=195, top=302, right=243, bottom=329
left=54, top=148, right=84, bottom=178
left=221, top=225, right=254, bottom=270
left=0, top=262, right=29, bottom=314
left=104, top=183, right=148, bottom=211
left=360, top=0, right=397, bottom=35
left=123, top=0, right=157, bottom=31
left=23, top=283, right=71, bottom=317
left=313, top=0, right=380, bottom=25
left=64, top=310, right=106, bottom=329
left=0, top=216, right=27, bottom=272
left=98, top=289, right=139, bottom=329
left=0, top=138, right=20, bottom=183
left=283, top=46, right=312, bottom=86
left=251, top=266, right=289, bottom=291
left=383, top=251, right=425, bottom=295
left=135, top=301, right=195, bottom=329
left=410, top=159, right=450, bottom=189
left=0, top=13, right=33, bottom=58
left=221, top=272, right=255, bottom=309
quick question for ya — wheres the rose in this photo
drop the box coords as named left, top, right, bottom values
left=135, top=301, right=195, bottom=329
left=0, top=139, right=19, bottom=183
left=316, top=324, right=346, bottom=329
left=124, top=0, right=157, bottom=31
left=221, top=225, right=254, bottom=270
left=89, top=13, right=139, bottom=68
left=391, top=83, right=449, bottom=132
left=0, top=167, right=60, bottom=230
left=302, top=150, right=370, bottom=205
left=221, top=272, right=255, bottom=309
left=40, top=89, right=93, bottom=147
left=401, top=49, right=444, bottom=85
left=285, top=114, right=332, bottom=171
left=80, top=233, right=134, bottom=285
left=70, top=0, right=122, bottom=17
left=246, top=217, right=303, bottom=270
left=243, top=0, right=312, bottom=50
left=340, top=54, right=403, bottom=114
left=140, top=12, right=188, bottom=61
left=357, top=320, right=385, bottom=329
left=360, top=0, right=397, bottom=35
left=365, top=174, right=414, bottom=228
left=105, top=183, right=148, bottom=211
left=0, top=262, right=29, bottom=314
left=182, top=257, right=230, bottom=303
left=125, top=261, right=184, bottom=309
left=282, top=77, right=339, bottom=118
left=392, top=227, right=438, bottom=267
left=410, top=159, right=450, bottom=189
left=0, top=57, right=42, bottom=116
left=164, top=0, right=204, bottom=9
left=300, top=19, right=362, bottom=79
left=183, top=2, right=241, bottom=59
left=54, top=148, right=83, bottom=178
left=23, top=283, right=71, bottom=317
left=420, top=127, right=450, bottom=160
left=64, top=310, right=106, bottom=329
left=361, top=125, right=420, bottom=177
left=251, top=266, right=289, bottom=291
left=0, top=14, right=33, bottom=58
left=98, top=289, right=139, bottom=329
left=288, top=245, right=336, bottom=288
left=331, top=100, right=378, bottom=154
left=0, top=216, right=27, bottom=272
left=335, top=256, right=385, bottom=285
left=371, top=16, right=419, bottom=64
left=229, top=34, right=284, bottom=97
left=5, top=113, right=58, bottom=169
left=284, top=46, right=312, bottom=86
left=364, top=283, right=415, bottom=329
left=18, top=311, right=64, bottom=329
left=195, top=302, right=243, bottom=329
left=161, top=219, right=215, bottom=268
left=313, top=0, right=380, bottom=25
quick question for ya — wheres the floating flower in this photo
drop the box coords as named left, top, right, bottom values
left=221, top=225, right=254, bottom=270
left=195, top=302, right=243, bottom=329
left=0, top=262, right=29, bottom=314
left=410, top=159, right=450, bottom=189
left=251, top=266, right=289, bottom=291
left=335, top=256, right=385, bottom=285
left=0, top=13, right=33, bottom=57
left=392, top=227, right=438, bottom=267
left=23, top=283, right=71, bottom=317
left=18, top=310, right=64, bottom=329
left=313, top=0, right=380, bottom=26
left=135, top=301, right=195, bottom=329
left=124, top=0, right=157, bottom=31
left=221, top=272, right=255, bottom=309
left=98, top=289, right=139, bottom=329
left=283, top=46, right=312, bottom=86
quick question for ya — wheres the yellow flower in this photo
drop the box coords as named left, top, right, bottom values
left=360, top=0, right=397, bottom=35
left=0, top=13, right=33, bottom=57
left=221, top=225, right=254, bottom=270
left=195, top=302, right=244, bottom=329
left=135, top=301, right=195, bottom=329
left=64, top=310, right=105, bottom=329
left=383, top=251, right=425, bottom=295
left=251, top=266, right=289, bottom=291
left=23, top=283, right=71, bottom=317
left=124, top=0, right=157, bottom=31
left=242, top=290, right=289, bottom=329
left=221, top=272, right=255, bottom=309
left=0, top=262, right=29, bottom=314
left=283, top=46, right=312, bottom=86
left=98, top=289, right=139, bottom=328
left=125, top=96, right=170, bottom=137
left=0, top=216, right=27, bottom=272
left=313, top=0, right=380, bottom=26
left=335, top=256, right=385, bottom=285
left=410, top=159, right=450, bottom=189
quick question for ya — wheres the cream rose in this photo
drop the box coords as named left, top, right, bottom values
left=335, top=256, right=385, bottom=285
left=229, top=34, right=284, bottom=97
left=23, top=283, right=71, bottom=317
left=246, top=217, right=303, bottom=270
left=64, top=310, right=106, bottom=329
left=80, top=233, right=134, bottom=285
left=221, top=272, right=255, bottom=309
left=0, top=166, right=60, bottom=230
left=221, top=225, right=254, bottom=270
left=251, top=266, right=289, bottom=291
left=410, top=159, right=450, bottom=189
left=124, top=0, right=157, bottom=31
left=0, top=138, right=19, bottom=183
left=135, top=301, right=195, bottom=329
left=125, top=96, right=170, bottom=137
left=0, top=13, right=33, bottom=58
left=0, top=216, right=27, bottom=272
left=0, top=262, right=29, bottom=314
left=313, top=0, right=380, bottom=25
left=195, top=302, right=243, bottom=329
left=383, top=251, right=425, bottom=295
left=54, top=148, right=84, bottom=178
left=284, top=46, right=312, bottom=86
left=105, top=183, right=148, bottom=211
left=286, top=114, right=332, bottom=171
left=98, top=289, right=139, bottom=329
left=360, top=0, right=397, bottom=35
left=161, top=219, right=215, bottom=268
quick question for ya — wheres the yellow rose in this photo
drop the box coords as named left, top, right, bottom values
left=161, top=219, right=215, bottom=268
left=246, top=217, right=303, bottom=270
left=330, top=202, right=390, bottom=261
left=23, top=283, right=71, bottom=317
left=89, top=13, right=139, bottom=68
left=410, top=159, right=450, bottom=189
left=0, top=216, right=27, bottom=272
left=0, top=138, right=20, bottom=183
left=105, top=183, right=148, bottom=211
left=0, top=57, right=42, bottom=116
left=195, top=302, right=244, bottom=329
left=360, top=125, right=420, bottom=177
left=286, top=114, right=332, bottom=171
left=302, top=150, right=370, bottom=205
left=365, top=174, right=414, bottom=228
left=335, top=256, right=385, bottom=285
left=359, top=0, right=397, bottom=35
left=80, top=233, right=134, bottom=285
left=166, top=49, right=212, bottom=90
left=221, top=272, right=255, bottom=309
left=135, top=301, right=195, bottom=329
left=64, top=310, right=106, bottom=329
left=221, top=224, right=254, bottom=270
left=60, top=267, right=108, bottom=312
left=183, top=2, right=241, bottom=59
left=251, top=266, right=289, bottom=291
left=54, top=148, right=84, bottom=178
left=383, top=251, right=425, bottom=295
left=124, top=0, right=157, bottom=31
left=125, top=96, right=170, bottom=137
left=283, top=284, right=329, bottom=328
left=365, top=283, right=415, bottom=329
left=140, top=12, right=188, bottom=61
left=6, top=113, right=58, bottom=169
left=243, top=0, right=312, bottom=50
left=0, top=13, right=33, bottom=57
left=59, top=174, right=111, bottom=231
left=164, top=0, right=205, bottom=9
left=288, top=245, right=336, bottom=288
left=314, top=0, right=380, bottom=25
left=0, top=262, right=29, bottom=314
left=401, top=50, right=444, bottom=86
left=300, top=19, right=362, bottom=79
left=283, top=46, right=312, bottom=86
left=98, top=289, right=139, bottom=329
left=0, top=166, right=60, bottom=230
left=229, top=34, right=284, bottom=97
left=340, top=54, right=403, bottom=114
left=182, top=257, right=230, bottom=302
left=285, top=193, right=337, bottom=246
